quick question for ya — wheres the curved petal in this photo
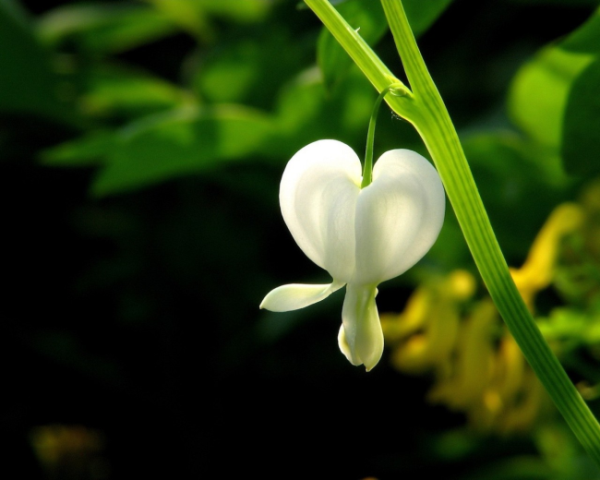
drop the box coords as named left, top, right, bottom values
left=280, top=140, right=362, bottom=283
left=354, top=149, right=445, bottom=285
left=339, top=284, right=383, bottom=371
left=260, top=281, right=345, bottom=312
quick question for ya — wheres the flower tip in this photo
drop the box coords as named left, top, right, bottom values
left=363, top=351, right=382, bottom=372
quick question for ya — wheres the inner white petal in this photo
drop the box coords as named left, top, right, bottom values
left=354, top=149, right=445, bottom=285
left=280, top=140, right=362, bottom=282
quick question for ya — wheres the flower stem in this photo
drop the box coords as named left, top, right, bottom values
left=304, top=0, right=600, bottom=465
left=362, top=84, right=405, bottom=188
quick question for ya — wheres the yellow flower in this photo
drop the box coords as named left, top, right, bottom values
left=383, top=201, right=582, bottom=434
left=510, top=203, right=584, bottom=311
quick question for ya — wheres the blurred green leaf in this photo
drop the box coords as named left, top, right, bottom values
left=191, top=0, right=270, bottom=23
left=561, top=7, right=600, bottom=54
left=194, top=28, right=304, bottom=108
left=145, top=0, right=212, bottom=40
left=146, top=0, right=272, bottom=41
left=270, top=66, right=377, bottom=157
left=37, top=3, right=176, bottom=53
left=539, top=308, right=600, bottom=346
left=81, top=64, right=194, bottom=118
left=92, top=105, right=274, bottom=196
left=317, top=0, right=388, bottom=91
left=195, top=41, right=261, bottom=103
left=41, top=130, right=116, bottom=167
left=0, top=0, right=70, bottom=122
left=317, top=0, right=453, bottom=91
left=403, top=0, right=453, bottom=36
left=561, top=59, right=600, bottom=176
left=463, top=132, right=568, bottom=257
left=461, top=456, right=553, bottom=480
left=508, top=46, right=593, bottom=149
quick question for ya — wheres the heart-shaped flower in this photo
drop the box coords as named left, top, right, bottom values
left=260, top=139, right=445, bottom=370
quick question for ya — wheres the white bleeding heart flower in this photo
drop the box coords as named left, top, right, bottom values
left=260, top=139, right=445, bottom=371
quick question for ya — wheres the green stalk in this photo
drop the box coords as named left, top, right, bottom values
left=362, top=84, right=405, bottom=188
left=304, top=0, right=600, bottom=464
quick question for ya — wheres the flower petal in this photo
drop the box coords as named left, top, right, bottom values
left=354, top=149, right=445, bottom=285
left=339, top=284, right=383, bottom=371
left=260, top=281, right=345, bottom=312
left=280, top=140, right=362, bottom=283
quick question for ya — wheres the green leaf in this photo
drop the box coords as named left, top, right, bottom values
left=37, top=3, right=177, bottom=53
left=92, top=106, right=274, bottom=196
left=402, top=0, right=453, bottom=36
left=317, top=0, right=453, bottom=91
left=461, top=457, right=553, bottom=480
left=146, top=0, right=272, bottom=41
left=508, top=46, right=593, bottom=148
left=561, top=7, right=600, bottom=55
left=270, top=66, right=383, bottom=158
left=464, top=132, right=568, bottom=256
left=194, top=29, right=303, bottom=108
left=193, top=0, right=271, bottom=23
left=317, top=0, right=388, bottom=91
left=41, top=130, right=116, bottom=168
left=81, top=64, right=194, bottom=118
left=561, top=59, right=600, bottom=176
left=144, top=0, right=212, bottom=40
left=0, top=0, right=70, bottom=122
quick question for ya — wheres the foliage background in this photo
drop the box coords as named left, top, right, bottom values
left=3, top=0, right=600, bottom=478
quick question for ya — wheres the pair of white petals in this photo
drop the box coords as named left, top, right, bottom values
left=260, top=139, right=445, bottom=371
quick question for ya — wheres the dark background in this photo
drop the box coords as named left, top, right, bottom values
left=2, top=0, right=598, bottom=478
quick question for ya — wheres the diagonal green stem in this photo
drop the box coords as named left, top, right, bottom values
left=304, top=0, right=600, bottom=465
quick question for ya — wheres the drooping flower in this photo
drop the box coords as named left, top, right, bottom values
left=260, top=139, right=445, bottom=370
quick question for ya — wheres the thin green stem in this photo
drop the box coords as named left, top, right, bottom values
left=362, top=84, right=405, bottom=188
left=303, top=0, right=417, bottom=120
left=304, top=0, right=600, bottom=465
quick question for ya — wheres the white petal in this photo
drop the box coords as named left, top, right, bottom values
left=260, top=281, right=345, bottom=312
left=354, top=149, right=445, bottom=285
left=339, top=284, right=383, bottom=371
left=280, top=140, right=362, bottom=283
left=337, top=324, right=360, bottom=366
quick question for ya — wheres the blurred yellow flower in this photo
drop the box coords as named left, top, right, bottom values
left=30, top=424, right=107, bottom=480
left=510, top=203, right=584, bottom=311
left=382, top=201, right=584, bottom=434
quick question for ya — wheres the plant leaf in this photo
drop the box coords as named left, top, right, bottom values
left=37, top=3, right=176, bottom=53
left=0, top=0, right=70, bottom=122
left=561, top=59, right=600, bottom=176
left=92, top=106, right=274, bottom=196
left=508, top=46, right=593, bottom=148
left=560, top=7, right=600, bottom=54
left=41, top=130, right=116, bottom=167
left=402, top=0, right=453, bottom=36
left=317, top=0, right=388, bottom=91
left=317, top=0, right=453, bottom=91
left=81, top=64, right=194, bottom=118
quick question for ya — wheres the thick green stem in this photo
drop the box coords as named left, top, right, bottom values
left=380, top=0, right=600, bottom=462
left=304, top=0, right=600, bottom=465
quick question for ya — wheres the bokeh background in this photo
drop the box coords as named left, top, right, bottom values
left=4, top=0, right=600, bottom=478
